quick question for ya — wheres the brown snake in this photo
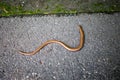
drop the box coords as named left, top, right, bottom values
left=19, top=25, right=84, bottom=55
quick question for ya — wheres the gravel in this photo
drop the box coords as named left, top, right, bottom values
left=0, top=13, right=120, bottom=80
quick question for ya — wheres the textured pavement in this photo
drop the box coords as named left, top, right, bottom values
left=0, top=13, right=120, bottom=80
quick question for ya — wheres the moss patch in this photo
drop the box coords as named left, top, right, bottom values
left=0, top=2, right=43, bottom=16
left=90, top=2, right=120, bottom=12
left=0, top=1, right=120, bottom=17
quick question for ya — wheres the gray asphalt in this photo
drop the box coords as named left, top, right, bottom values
left=0, top=13, right=120, bottom=80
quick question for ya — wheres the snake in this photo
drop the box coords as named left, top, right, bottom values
left=18, top=25, right=84, bottom=56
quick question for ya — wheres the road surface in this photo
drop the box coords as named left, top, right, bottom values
left=0, top=13, right=120, bottom=80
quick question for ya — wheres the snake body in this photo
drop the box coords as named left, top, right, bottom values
left=19, top=25, right=84, bottom=55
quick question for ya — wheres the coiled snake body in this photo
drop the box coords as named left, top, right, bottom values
left=19, top=25, right=84, bottom=55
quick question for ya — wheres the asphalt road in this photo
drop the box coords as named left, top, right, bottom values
left=0, top=13, right=120, bottom=80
